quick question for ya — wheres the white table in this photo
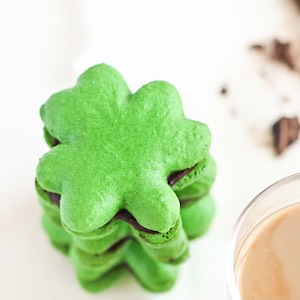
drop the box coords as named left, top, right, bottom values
left=1, top=1, right=300, bottom=299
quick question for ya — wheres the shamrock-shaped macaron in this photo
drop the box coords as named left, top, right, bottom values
left=36, top=64, right=211, bottom=236
left=36, top=64, right=216, bottom=292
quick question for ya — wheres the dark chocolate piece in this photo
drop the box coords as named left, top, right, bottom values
left=293, top=0, right=300, bottom=10
left=167, top=165, right=196, bottom=187
left=48, top=192, right=61, bottom=207
left=250, top=44, right=265, bottom=51
left=272, top=117, right=300, bottom=155
left=220, top=85, right=228, bottom=96
left=271, top=39, right=295, bottom=70
left=281, top=96, right=291, bottom=103
left=115, top=209, right=158, bottom=234
left=250, top=39, right=296, bottom=70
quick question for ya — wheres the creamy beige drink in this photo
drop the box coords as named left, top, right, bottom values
left=236, top=204, right=300, bottom=300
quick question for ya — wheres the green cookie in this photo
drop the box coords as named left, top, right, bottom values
left=36, top=64, right=216, bottom=292
left=36, top=64, right=211, bottom=234
left=181, top=194, right=216, bottom=239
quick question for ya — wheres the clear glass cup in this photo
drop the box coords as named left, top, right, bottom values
left=226, top=173, right=300, bottom=300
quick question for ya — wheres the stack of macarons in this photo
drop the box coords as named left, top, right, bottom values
left=35, top=64, right=216, bottom=292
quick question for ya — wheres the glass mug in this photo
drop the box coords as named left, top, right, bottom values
left=226, top=173, right=300, bottom=300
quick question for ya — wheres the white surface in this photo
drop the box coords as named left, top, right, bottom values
left=1, top=0, right=300, bottom=299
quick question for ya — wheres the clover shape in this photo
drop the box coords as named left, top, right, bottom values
left=36, top=64, right=210, bottom=234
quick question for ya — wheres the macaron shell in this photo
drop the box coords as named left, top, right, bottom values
left=37, top=64, right=211, bottom=234
left=124, top=181, right=180, bottom=233
left=78, top=266, right=126, bottom=293
left=124, top=241, right=179, bottom=292
left=180, top=194, right=216, bottom=239
left=41, top=64, right=131, bottom=140
left=70, top=241, right=130, bottom=282
left=73, top=222, right=129, bottom=255
left=133, top=218, right=189, bottom=265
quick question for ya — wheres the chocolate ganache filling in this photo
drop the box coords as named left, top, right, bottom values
left=114, top=209, right=158, bottom=234
left=168, top=164, right=207, bottom=207
left=167, top=164, right=196, bottom=187
left=43, top=165, right=197, bottom=234
left=48, top=192, right=61, bottom=207
left=107, top=237, right=130, bottom=252
left=45, top=191, right=158, bottom=233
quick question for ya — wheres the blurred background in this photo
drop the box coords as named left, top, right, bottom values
left=1, top=0, right=300, bottom=299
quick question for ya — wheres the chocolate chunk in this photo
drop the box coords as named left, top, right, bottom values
left=167, top=165, right=196, bottom=187
left=250, top=44, right=265, bottom=51
left=271, top=39, right=295, bottom=70
left=48, top=192, right=61, bottom=207
left=281, top=96, right=291, bottom=103
left=293, top=0, right=300, bottom=10
left=250, top=39, right=296, bottom=70
left=220, top=85, right=228, bottom=96
left=115, top=209, right=158, bottom=234
left=272, top=117, right=300, bottom=155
